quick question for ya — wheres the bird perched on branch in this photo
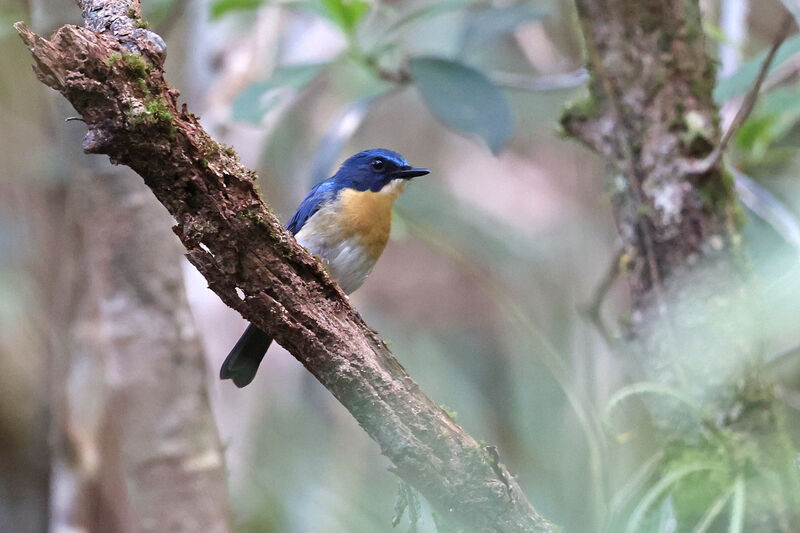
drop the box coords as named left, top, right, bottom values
left=220, top=149, right=429, bottom=387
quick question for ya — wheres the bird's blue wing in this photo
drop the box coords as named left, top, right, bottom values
left=285, top=179, right=339, bottom=235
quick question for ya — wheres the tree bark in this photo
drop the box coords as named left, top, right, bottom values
left=561, top=0, right=737, bottom=307
left=15, top=1, right=557, bottom=531
left=59, top=169, right=232, bottom=533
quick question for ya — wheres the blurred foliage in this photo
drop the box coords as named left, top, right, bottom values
left=713, top=34, right=800, bottom=104
left=233, top=63, right=329, bottom=123
left=226, top=0, right=546, bottom=154
left=735, top=85, right=800, bottom=167
left=211, top=0, right=267, bottom=20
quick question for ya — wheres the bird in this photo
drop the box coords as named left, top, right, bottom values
left=220, top=148, right=429, bottom=387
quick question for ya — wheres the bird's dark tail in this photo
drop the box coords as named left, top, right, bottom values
left=220, top=323, right=273, bottom=388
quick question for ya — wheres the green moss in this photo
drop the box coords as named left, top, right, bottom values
left=439, top=405, right=458, bottom=421
left=618, top=251, right=634, bottom=273
left=560, top=94, right=603, bottom=141
left=636, top=204, right=653, bottom=218
left=107, top=52, right=122, bottom=66
left=136, top=18, right=150, bottom=29
left=697, top=169, right=737, bottom=218
left=681, top=0, right=703, bottom=43
left=690, top=76, right=713, bottom=101
left=729, top=199, right=747, bottom=231
left=657, top=29, right=673, bottom=52
left=561, top=94, right=601, bottom=125
left=130, top=95, right=175, bottom=136
left=120, top=52, right=150, bottom=80
left=681, top=111, right=718, bottom=160
left=126, top=7, right=137, bottom=18
left=688, top=61, right=717, bottom=104
left=145, top=97, right=173, bottom=122
left=199, top=137, right=221, bottom=158
left=464, top=444, right=486, bottom=464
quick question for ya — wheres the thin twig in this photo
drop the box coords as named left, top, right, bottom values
left=582, top=247, right=624, bottom=346
left=688, top=14, right=794, bottom=175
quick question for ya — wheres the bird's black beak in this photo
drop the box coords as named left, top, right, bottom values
left=393, top=166, right=430, bottom=179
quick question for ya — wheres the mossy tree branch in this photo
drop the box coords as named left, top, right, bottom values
left=14, top=1, right=556, bottom=531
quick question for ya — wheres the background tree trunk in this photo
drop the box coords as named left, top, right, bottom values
left=14, top=2, right=234, bottom=531
left=562, top=0, right=737, bottom=308
left=48, top=165, right=232, bottom=533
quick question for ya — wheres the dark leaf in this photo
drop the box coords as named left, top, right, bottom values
left=410, top=56, right=513, bottom=154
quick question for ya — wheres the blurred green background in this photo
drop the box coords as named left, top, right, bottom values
left=3, top=0, right=800, bottom=531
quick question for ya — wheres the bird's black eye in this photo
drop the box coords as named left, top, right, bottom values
left=371, top=158, right=385, bottom=171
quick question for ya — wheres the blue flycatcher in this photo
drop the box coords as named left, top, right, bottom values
left=220, top=149, right=429, bottom=387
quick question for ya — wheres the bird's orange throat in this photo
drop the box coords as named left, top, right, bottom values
left=293, top=180, right=407, bottom=293
left=337, top=180, right=405, bottom=257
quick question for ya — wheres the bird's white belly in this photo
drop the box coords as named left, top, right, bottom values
left=293, top=183, right=401, bottom=294
left=296, top=229, right=378, bottom=294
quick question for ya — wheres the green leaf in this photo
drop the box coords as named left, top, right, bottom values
left=320, top=0, right=371, bottom=34
left=460, top=4, right=548, bottom=53
left=608, top=453, right=664, bottom=526
left=691, top=483, right=735, bottom=533
left=734, top=85, right=800, bottom=162
left=210, top=0, right=264, bottom=19
left=714, top=34, right=800, bottom=104
left=604, top=382, right=703, bottom=427
left=232, top=63, right=328, bottom=123
left=728, top=477, right=746, bottom=533
left=410, top=56, right=513, bottom=154
left=734, top=115, right=777, bottom=161
left=624, top=462, right=722, bottom=533
left=657, top=496, right=677, bottom=533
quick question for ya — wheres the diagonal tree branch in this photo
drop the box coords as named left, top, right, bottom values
left=15, top=1, right=556, bottom=531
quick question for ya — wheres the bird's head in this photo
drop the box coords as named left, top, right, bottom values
left=333, top=149, right=429, bottom=193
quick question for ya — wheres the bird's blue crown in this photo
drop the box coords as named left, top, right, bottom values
left=286, top=148, right=428, bottom=234
left=332, top=149, right=416, bottom=193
